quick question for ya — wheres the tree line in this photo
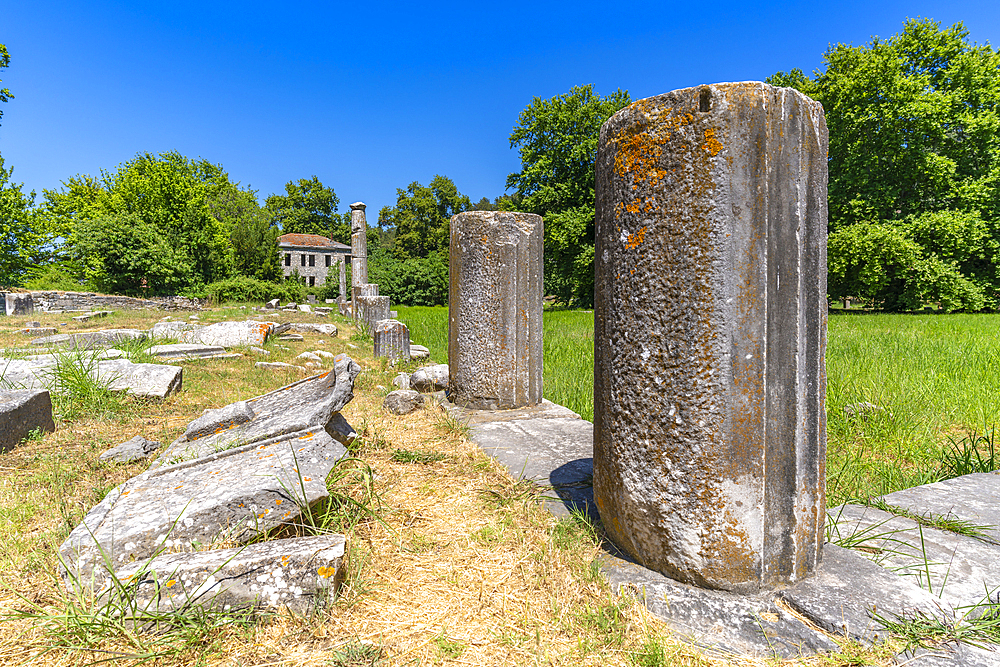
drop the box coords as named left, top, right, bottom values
left=3, top=17, right=999, bottom=311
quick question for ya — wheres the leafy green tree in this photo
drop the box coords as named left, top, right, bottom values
left=207, top=188, right=281, bottom=282
left=0, top=156, right=42, bottom=287
left=770, top=19, right=1000, bottom=310
left=379, top=175, right=471, bottom=260
left=46, top=151, right=241, bottom=291
left=265, top=176, right=343, bottom=239
left=506, top=85, right=631, bottom=307
left=0, top=43, right=12, bottom=123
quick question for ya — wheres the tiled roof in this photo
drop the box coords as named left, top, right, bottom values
left=277, top=234, right=350, bottom=250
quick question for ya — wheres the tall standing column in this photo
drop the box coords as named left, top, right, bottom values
left=593, top=82, right=828, bottom=593
left=338, top=256, right=347, bottom=304
left=449, top=211, right=543, bottom=410
left=350, top=202, right=368, bottom=288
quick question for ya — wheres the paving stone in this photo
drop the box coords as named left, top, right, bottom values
left=780, top=544, right=953, bottom=642
left=829, top=504, right=1000, bottom=610
left=99, top=436, right=162, bottom=463
left=0, top=389, right=55, bottom=453
left=878, top=473, right=1000, bottom=544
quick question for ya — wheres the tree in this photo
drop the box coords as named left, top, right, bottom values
left=208, top=188, right=281, bottom=282
left=47, top=151, right=241, bottom=292
left=379, top=175, right=471, bottom=260
left=265, top=176, right=343, bottom=239
left=0, top=43, right=12, bottom=123
left=769, top=19, right=1000, bottom=309
left=506, top=85, right=631, bottom=307
left=0, top=156, right=42, bottom=287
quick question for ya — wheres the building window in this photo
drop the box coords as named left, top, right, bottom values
left=309, top=276, right=315, bottom=287
left=301, top=254, right=306, bottom=267
left=325, top=255, right=331, bottom=267
left=309, top=255, right=315, bottom=267
left=284, top=253, right=291, bottom=267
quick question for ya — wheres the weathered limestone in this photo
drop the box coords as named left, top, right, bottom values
left=0, top=352, right=183, bottom=401
left=32, top=329, right=147, bottom=349
left=383, top=389, right=424, bottom=415
left=0, top=389, right=55, bottom=453
left=409, top=344, right=430, bottom=360
left=350, top=202, right=368, bottom=287
left=108, top=535, right=347, bottom=614
left=19, top=326, right=57, bottom=337
left=338, top=256, right=347, bottom=304
left=593, top=82, right=828, bottom=593
left=99, top=436, right=162, bottom=463
left=60, top=357, right=360, bottom=587
left=373, top=319, right=410, bottom=362
left=410, top=364, right=449, bottom=392
left=356, top=295, right=390, bottom=333
left=147, top=343, right=235, bottom=360
left=180, top=320, right=277, bottom=348
left=5, top=292, right=34, bottom=316
left=448, top=211, right=543, bottom=410
left=290, top=322, right=338, bottom=337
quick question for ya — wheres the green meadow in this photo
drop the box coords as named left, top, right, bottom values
left=397, top=306, right=1000, bottom=506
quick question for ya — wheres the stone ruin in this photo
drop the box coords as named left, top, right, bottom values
left=58, top=357, right=359, bottom=612
left=593, top=82, right=828, bottom=593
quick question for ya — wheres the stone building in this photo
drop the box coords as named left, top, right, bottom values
left=277, top=234, right=351, bottom=288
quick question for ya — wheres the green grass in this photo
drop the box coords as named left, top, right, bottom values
left=394, top=306, right=1000, bottom=505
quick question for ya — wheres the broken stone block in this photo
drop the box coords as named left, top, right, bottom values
left=296, top=352, right=322, bottom=363
left=0, top=354, right=182, bottom=401
left=250, top=346, right=269, bottom=356
left=149, top=321, right=199, bottom=338
left=289, top=323, right=338, bottom=337
left=298, top=304, right=312, bottom=313
left=179, top=320, right=276, bottom=348
left=104, top=534, right=347, bottom=614
left=147, top=343, right=236, bottom=360
left=277, top=333, right=304, bottom=342
left=393, top=372, right=411, bottom=389
left=20, top=327, right=57, bottom=337
left=32, top=329, right=147, bottom=349
left=60, top=358, right=360, bottom=587
left=449, top=211, right=543, bottom=410
left=593, top=82, right=828, bottom=593
left=409, top=344, right=430, bottom=360
left=383, top=389, right=424, bottom=415
left=355, top=295, right=389, bottom=333
left=410, top=364, right=449, bottom=392
left=185, top=401, right=255, bottom=440
left=97, top=358, right=183, bottom=401
left=266, top=298, right=280, bottom=309
left=0, top=389, right=55, bottom=453
left=5, top=293, right=34, bottom=316
left=99, top=436, right=162, bottom=464
left=255, top=361, right=304, bottom=372
left=373, top=319, right=410, bottom=363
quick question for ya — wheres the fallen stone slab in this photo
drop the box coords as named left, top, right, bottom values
left=828, top=503, right=1000, bottom=611
left=0, top=353, right=182, bottom=401
left=31, top=329, right=147, bottom=349
left=296, top=352, right=322, bottom=363
left=19, top=327, right=57, bottom=337
left=265, top=299, right=279, bottom=309
left=103, top=534, right=348, bottom=614
left=877, top=473, right=1000, bottom=545
left=410, top=364, right=449, bottom=392
left=72, top=311, right=112, bottom=323
left=255, top=362, right=304, bottom=372
left=99, top=436, right=162, bottom=464
left=289, top=323, right=338, bottom=337
left=147, top=343, right=235, bottom=360
left=0, top=389, right=55, bottom=453
left=297, top=304, right=312, bottom=313
left=96, top=358, right=183, bottom=401
left=409, top=344, right=430, bottom=360
left=249, top=346, right=269, bottom=355
left=149, top=321, right=200, bottom=338
left=383, top=389, right=424, bottom=415
left=179, top=320, right=276, bottom=348
left=277, top=333, right=304, bottom=342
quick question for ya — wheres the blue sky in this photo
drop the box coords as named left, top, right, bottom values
left=1, top=1, right=997, bottom=223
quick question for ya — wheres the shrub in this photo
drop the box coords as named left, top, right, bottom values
left=203, top=276, right=304, bottom=304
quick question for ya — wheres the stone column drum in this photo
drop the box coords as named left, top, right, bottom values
left=359, top=296, right=391, bottom=334
left=593, top=82, right=828, bottom=593
left=350, top=202, right=368, bottom=287
left=374, top=319, right=411, bottom=362
left=338, top=256, right=347, bottom=304
left=448, top=211, right=543, bottom=410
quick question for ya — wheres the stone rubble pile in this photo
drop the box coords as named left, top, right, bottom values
left=59, top=355, right=360, bottom=614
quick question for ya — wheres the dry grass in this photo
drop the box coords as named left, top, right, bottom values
left=0, top=306, right=895, bottom=666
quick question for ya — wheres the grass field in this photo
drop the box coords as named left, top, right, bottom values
left=397, top=306, right=1000, bottom=506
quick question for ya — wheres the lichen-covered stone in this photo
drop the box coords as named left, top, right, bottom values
left=185, top=401, right=255, bottom=440
left=106, top=535, right=347, bottom=614
left=0, top=389, right=55, bottom=453
left=147, top=343, right=233, bottom=360
left=373, top=319, right=410, bottom=362
left=356, top=295, right=390, bottom=333
left=0, top=353, right=182, bottom=401
left=179, top=320, right=275, bottom=348
left=410, top=364, right=449, bottom=392
left=99, top=436, right=162, bottom=463
left=593, top=82, right=828, bottom=593
left=31, top=329, right=147, bottom=349
left=448, top=211, right=543, bottom=410
left=60, top=357, right=360, bottom=588
left=383, top=389, right=424, bottom=415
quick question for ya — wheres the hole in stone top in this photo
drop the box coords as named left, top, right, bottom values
left=699, top=87, right=711, bottom=112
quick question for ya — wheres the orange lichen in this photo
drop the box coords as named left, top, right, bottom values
left=165, top=579, right=176, bottom=588
left=624, top=227, right=647, bottom=250
left=702, top=128, right=723, bottom=156
left=317, top=566, right=337, bottom=578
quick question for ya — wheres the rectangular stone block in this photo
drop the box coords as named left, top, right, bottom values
left=5, top=293, right=34, bottom=316
left=594, top=82, right=828, bottom=593
left=356, top=295, right=390, bottom=333
left=0, top=389, right=55, bottom=453
left=373, top=319, right=410, bottom=362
